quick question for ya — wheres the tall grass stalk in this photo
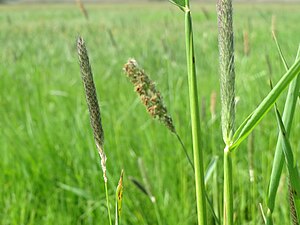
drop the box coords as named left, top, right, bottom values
left=184, top=0, right=207, bottom=224
left=169, top=0, right=208, bottom=223
left=77, top=37, right=112, bottom=225
left=217, top=0, right=235, bottom=224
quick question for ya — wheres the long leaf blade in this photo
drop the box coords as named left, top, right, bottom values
left=274, top=107, right=300, bottom=223
left=272, top=31, right=289, bottom=70
left=266, top=43, right=300, bottom=224
left=230, top=58, right=300, bottom=151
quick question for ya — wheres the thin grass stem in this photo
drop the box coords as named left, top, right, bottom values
left=175, top=133, right=194, bottom=171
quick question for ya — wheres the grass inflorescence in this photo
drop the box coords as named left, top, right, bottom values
left=123, top=59, right=175, bottom=133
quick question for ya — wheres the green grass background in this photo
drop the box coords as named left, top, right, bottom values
left=0, top=2, right=299, bottom=225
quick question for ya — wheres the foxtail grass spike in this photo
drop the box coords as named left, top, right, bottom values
left=77, top=37, right=107, bottom=182
left=123, top=59, right=194, bottom=170
left=77, top=37, right=112, bottom=225
left=124, top=59, right=175, bottom=133
left=217, top=0, right=235, bottom=145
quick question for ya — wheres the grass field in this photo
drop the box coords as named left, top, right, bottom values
left=1, top=2, right=299, bottom=225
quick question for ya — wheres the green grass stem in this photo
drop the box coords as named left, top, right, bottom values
left=223, top=147, right=233, bottom=225
left=184, top=1, right=207, bottom=224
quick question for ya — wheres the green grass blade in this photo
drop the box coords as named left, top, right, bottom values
left=231, top=57, right=300, bottom=151
left=274, top=108, right=300, bottom=192
left=274, top=108, right=300, bottom=222
left=266, top=44, right=300, bottom=224
left=272, top=31, right=289, bottom=71
left=230, top=112, right=253, bottom=145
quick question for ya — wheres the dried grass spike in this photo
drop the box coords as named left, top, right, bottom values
left=123, top=59, right=175, bottom=133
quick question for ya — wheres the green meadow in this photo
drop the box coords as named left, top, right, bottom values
left=1, top=2, right=299, bottom=224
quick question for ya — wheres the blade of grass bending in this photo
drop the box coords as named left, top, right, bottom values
left=184, top=1, right=207, bottom=224
left=266, top=44, right=300, bottom=224
left=272, top=31, right=289, bottom=71
left=274, top=107, right=300, bottom=222
left=274, top=108, right=300, bottom=195
left=230, top=57, right=300, bottom=151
